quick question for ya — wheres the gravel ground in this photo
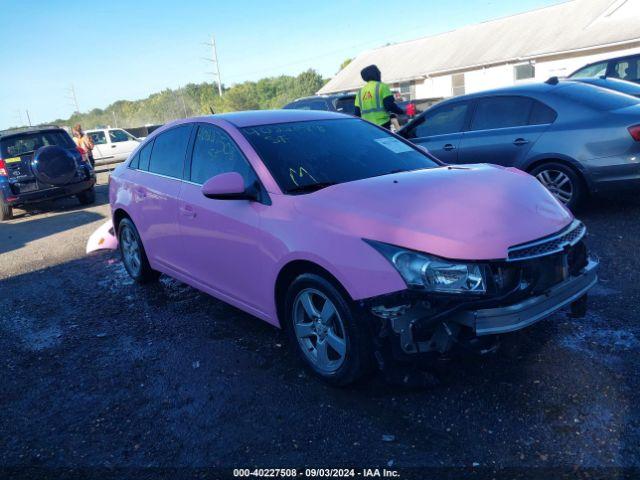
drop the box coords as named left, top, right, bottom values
left=1, top=175, right=639, bottom=478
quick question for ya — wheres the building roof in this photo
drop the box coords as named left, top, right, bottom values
left=319, top=0, right=640, bottom=94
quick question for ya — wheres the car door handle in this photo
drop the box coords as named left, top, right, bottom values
left=443, top=143, right=456, bottom=151
left=111, top=145, right=117, bottom=148
left=179, top=205, right=196, bottom=219
left=513, top=138, right=529, bottom=146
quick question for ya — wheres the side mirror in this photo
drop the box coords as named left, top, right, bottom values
left=201, top=172, right=256, bottom=201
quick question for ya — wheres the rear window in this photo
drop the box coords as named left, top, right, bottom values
left=554, top=82, right=639, bottom=110
left=1, top=130, right=75, bottom=157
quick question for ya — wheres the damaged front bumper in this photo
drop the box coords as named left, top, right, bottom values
left=365, top=258, right=598, bottom=357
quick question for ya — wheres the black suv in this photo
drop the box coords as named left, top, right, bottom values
left=0, top=126, right=96, bottom=221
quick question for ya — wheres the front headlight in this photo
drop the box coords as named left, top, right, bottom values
left=366, top=240, right=486, bottom=294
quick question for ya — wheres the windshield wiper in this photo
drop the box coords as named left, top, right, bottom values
left=287, top=182, right=337, bottom=194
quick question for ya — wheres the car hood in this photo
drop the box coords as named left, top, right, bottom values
left=293, top=164, right=573, bottom=260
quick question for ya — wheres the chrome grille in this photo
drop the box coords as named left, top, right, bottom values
left=507, top=220, right=586, bottom=262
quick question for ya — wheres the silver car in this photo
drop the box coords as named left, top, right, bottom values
left=399, top=79, right=640, bottom=209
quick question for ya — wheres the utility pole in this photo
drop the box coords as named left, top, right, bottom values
left=67, top=84, right=80, bottom=113
left=203, top=35, right=223, bottom=97
left=112, top=111, right=118, bottom=128
left=25, top=110, right=32, bottom=127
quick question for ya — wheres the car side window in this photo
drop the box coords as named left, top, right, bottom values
left=470, top=96, right=533, bottom=131
left=190, top=125, right=255, bottom=186
left=109, top=129, right=133, bottom=143
left=412, top=102, right=468, bottom=138
left=138, top=140, right=154, bottom=171
left=148, top=125, right=191, bottom=178
left=129, top=151, right=140, bottom=169
left=529, top=100, right=557, bottom=125
left=610, top=57, right=639, bottom=81
left=335, top=97, right=356, bottom=115
left=89, top=131, right=107, bottom=145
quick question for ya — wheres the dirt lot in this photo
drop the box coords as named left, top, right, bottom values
left=1, top=173, right=639, bottom=478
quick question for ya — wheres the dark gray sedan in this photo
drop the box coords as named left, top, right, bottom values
left=399, top=80, right=640, bottom=209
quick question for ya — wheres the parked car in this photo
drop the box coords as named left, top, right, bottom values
left=283, top=94, right=358, bottom=115
left=569, top=77, right=640, bottom=98
left=569, top=53, right=640, bottom=84
left=283, top=94, right=420, bottom=128
left=398, top=80, right=640, bottom=209
left=0, top=126, right=96, bottom=221
left=101, top=110, right=597, bottom=385
left=86, top=127, right=140, bottom=164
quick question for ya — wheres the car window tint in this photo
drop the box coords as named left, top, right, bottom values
left=307, top=100, right=329, bottom=111
left=610, top=57, right=639, bottom=81
left=89, top=131, right=107, bottom=145
left=413, top=103, right=468, bottom=137
left=570, top=61, right=608, bottom=78
left=1, top=130, right=75, bottom=157
left=529, top=100, right=557, bottom=125
left=129, top=151, right=140, bottom=169
left=190, top=125, right=254, bottom=186
left=335, top=97, right=356, bottom=115
left=148, top=126, right=191, bottom=178
left=471, top=96, right=532, bottom=130
left=138, top=140, right=153, bottom=171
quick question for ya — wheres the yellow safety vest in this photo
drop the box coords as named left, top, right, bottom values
left=355, top=80, right=392, bottom=126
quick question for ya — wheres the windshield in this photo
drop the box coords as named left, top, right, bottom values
left=1, top=130, right=75, bottom=157
left=241, top=119, right=438, bottom=194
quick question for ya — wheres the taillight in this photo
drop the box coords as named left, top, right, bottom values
left=0, top=159, right=7, bottom=177
left=629, top=125, right=640, bottom=141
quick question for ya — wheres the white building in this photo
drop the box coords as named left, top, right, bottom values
left=318, top=0, right=640, bottom=101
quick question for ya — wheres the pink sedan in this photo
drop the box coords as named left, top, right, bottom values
left=105, top=110, right=597, bottom=385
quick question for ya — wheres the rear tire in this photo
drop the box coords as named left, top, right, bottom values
left=0, top=199, right=13, bottom=221
left=117, top=218, right=160, bottom=284
left=283, top=273, right=374, bottom=386
left=530, top=162, right=586, bottom=211
left=77, top=187, right=96, bottom=205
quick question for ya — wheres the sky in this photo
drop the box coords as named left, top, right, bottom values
left=0, top=0, right=563, bottom=129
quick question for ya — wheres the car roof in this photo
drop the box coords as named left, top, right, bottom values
left=203, top=109, right=350, bottom=127
left=291, top=93, right=355, bottom=102
left=0, top=125, right=65, bottom=139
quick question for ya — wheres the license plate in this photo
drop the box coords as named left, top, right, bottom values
left=5, top=156, right=21, bottom=164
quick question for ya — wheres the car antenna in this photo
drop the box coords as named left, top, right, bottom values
left=209, top=106, right=215, bottom=115
left=545, top=76, right=559, bottom=85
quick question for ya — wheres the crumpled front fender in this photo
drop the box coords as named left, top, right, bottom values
left=86, top=220, right=118, bottom=254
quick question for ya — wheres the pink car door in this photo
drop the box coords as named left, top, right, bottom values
left=132, top=125, right=193, bottom=270
left=176, top=124, right=271, bottom=313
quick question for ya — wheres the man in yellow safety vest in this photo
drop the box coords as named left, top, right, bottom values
left=354, top=64, right=404, bottom=129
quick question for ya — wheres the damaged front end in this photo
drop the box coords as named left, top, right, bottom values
left=362, top=220, right=598, bottom=361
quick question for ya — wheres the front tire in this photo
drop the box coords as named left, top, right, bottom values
left=283, top=273, right=374, bottom=386
left=117, top=218, right=159, bottom=284
left=530, top=162, right=586, bottom=210
left=0, top=199, right=13, bottom=221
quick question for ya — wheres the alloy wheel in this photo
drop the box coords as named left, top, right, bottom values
left=535, top=169, right=573, bottom=205
left=292, top=288, right=347, bottom=374
left=120, top=225, right=142, bottom=276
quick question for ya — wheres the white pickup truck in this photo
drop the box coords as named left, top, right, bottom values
left=86, top=128, right=140, bottom=165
